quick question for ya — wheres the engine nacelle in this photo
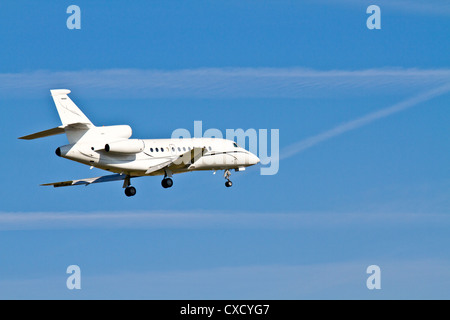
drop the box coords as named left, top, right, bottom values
left=97, top=125, right=132, bottom=139
left=105, top=139, right=144, bottom=154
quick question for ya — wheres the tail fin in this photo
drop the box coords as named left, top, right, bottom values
left=50, top=89, right=93, bottom=126
left=19, top=89, right=95, bottom=144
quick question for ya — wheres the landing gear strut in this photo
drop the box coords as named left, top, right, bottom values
left=224, top=169, right=233, bottom=188
left=123, top=175, right=137, bottom=197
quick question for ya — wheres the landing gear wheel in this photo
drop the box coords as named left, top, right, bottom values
left=125, top=186, right=136, bottom=197
left=161, top=177, right=173, bottom=189
left=225, top=180, right=233, bottom=188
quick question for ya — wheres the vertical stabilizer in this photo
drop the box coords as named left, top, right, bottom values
left=19, top=89, right=96, bottom=144
left=50, top=89, right=93, bottom=126
left=50, top=89, right=94, bottom=144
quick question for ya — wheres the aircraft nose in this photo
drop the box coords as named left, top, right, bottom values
left=249, top=153, right=260, bottom=165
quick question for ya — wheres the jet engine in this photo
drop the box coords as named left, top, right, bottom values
left=104, top=139, right=145, bottom=154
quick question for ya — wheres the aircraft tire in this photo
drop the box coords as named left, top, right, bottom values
left=125, top=186, right=137, bottom=197
left=162, top=178, right=173, bottom=189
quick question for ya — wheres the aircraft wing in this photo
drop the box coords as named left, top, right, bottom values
left=145, top=147, right=205, bottom=174
left=170, top=147, right=205, bottom=169
left=145, top=159, right=175, bottom=174
left=42, top=147, right=207, bottom=186
left=41, top=173, right=130, bottom=188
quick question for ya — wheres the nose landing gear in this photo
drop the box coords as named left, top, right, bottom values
left=224, top=169, right=233, bottom=188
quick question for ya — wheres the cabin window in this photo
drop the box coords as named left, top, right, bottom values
left=150, top=148, right=154, bottom=152
left=161, top=148, right=164, bottom=152
left=233, top=142, right=238, bottom=148
left=172, top=147, right=175, bottom=152
left=178, top=147, right=181, bottom=152
left=155, top=148, right=159, bottom=152
left=183, top=147, right=186, bottom=151
left=209, top=146, right=212, bottom=151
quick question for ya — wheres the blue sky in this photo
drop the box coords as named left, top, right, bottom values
left=0, top=0, right=449, bottom=299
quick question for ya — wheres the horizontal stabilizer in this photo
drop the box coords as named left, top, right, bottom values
left=19, top=126, right=65, bottom=140
left=41, top=173, right=131, bottom=188
left=18, top=123, right=92, bottom=140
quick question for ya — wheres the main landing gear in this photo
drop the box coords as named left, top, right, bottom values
left=161, top=169, right=173, bottom=189
left=123, top=175, right=137, bottom=197
left=161, top=177, right=173, bottom=188
left=224, top=169, right=233, bottom=188
left=125, top=186, right=136, bottom=197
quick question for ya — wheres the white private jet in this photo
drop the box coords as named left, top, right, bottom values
left=19, top=89, right=260, bottom=197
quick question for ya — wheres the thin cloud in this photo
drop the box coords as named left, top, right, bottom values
left=385, top=0, right=450, bottom=16
left=280, top=83, right=450, bottom=159
left=1, top=67, right=449, bottom=99
left=0, top=210, right=449, bottom=231
left=317, top=0, right=450, bottom=16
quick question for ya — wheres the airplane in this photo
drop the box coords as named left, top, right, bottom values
left=19, top=89, right=260, bottom=197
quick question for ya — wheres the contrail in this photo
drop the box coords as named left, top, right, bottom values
left=280, top=83, right=450, bottom=160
